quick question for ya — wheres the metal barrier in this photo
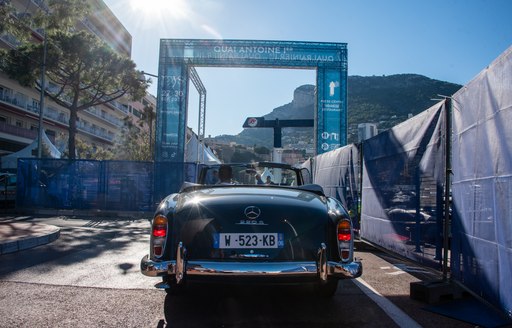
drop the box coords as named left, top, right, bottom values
left=16, top=159, right=199, bottom=212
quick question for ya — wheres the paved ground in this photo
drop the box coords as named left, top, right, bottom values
left=0, top=215, right=60, bottom=254
left=1, top=213, right=510, bottom=328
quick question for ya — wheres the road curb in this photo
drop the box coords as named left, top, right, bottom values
left=0, top=224, right=60, bottom=255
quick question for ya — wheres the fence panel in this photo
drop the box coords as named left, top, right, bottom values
left=104, top=161, right=154, bottom=211
left=451, top=46, right=512, bottom=317
left=17, top=159, right=103, bottom=209
left=307, top=144, right=360, bottom=230
left=360, top=101, right=446, bottom=268
left=16, top=159, right=199, bottom=213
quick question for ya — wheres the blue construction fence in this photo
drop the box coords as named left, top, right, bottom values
left=360, top=101, right=447, bottom=268
left=302, top=143, right=361, bottom=231
left=307, top=101, right=446, bottom=269
left=450, top=46, right=512, bottom=318
left=307, top=46, right=512, bottom=318
left=16, top=159, right=199, bottom=212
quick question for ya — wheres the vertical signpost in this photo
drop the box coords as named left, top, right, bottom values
left=317, top=67, right=346, bottom=153
left=155, top=39, right=347, bottom=199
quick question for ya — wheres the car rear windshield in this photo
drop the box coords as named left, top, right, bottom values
left=203, top=165, right=299, bottom=186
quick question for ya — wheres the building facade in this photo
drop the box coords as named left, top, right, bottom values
left=0, top=0, right=155, bottom=160
left=357, top=123, right=378, bottom=142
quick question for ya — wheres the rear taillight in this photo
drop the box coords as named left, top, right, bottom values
left=152, top=215, right=168, bottom=257
left=337, top=219, right=352, bottom=261
left=337, top=220, right=352, bottom=241
left=152, top=215, right=168, bottom=237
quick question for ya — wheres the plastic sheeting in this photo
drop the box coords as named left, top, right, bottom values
left=360, top=101, right=446, bottom=267
left=1, top=131, right=61, bottom=169
left=306, top=144, right=360, bottom=229
left=185, top=128, right=221, bottom=164
left=451, top=45, right=512, bottom=317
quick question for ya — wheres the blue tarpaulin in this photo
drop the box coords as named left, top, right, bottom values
left=306, top=144, right=360, bottom=229
left=451, top=45, right=512, bottom=318
left=360, top=101, right=446, bottom=267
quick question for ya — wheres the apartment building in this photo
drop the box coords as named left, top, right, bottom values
left=0, top=0, right=155, bottom=158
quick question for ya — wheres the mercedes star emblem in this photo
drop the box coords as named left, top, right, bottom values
left=244, top=206, right=261, bottom=220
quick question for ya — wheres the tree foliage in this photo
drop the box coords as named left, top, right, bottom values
left=115, top=105, right=156, bottom=161
left=254, top=146, right=270, bottom=155
left=0, top=0, right=33, bottom=43
left=75, top=137, right=114, bottom=160
left=0, top=0, right=89, bottom=45
left=2, top=31, right=148, bottom=159
left=0, top=1, right=149, bottom=159
left=116, top=121, right=151, bottom=162
left=230, top=149, right=258, bottom=163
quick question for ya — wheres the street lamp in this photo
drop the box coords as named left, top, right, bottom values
left=139, top=70, right=158, bottom=79
left=37, top=22, right=48, bottom=158
left=139, top=71, right=158, bottom=160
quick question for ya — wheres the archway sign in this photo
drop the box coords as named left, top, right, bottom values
left=156, top=39, right=348, bottom=163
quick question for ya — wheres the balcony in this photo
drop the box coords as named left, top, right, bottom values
left=0, top=120, right=56, bottom=144
left=0, top=93, right=113, bottom=143
left=84, top=107, right=123, bottom=128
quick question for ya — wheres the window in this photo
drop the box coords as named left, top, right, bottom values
left=15, top=120, right=23, bottom=128
left=133, top=108, right=142, bottom=118
left=47, top=82, right=60, bottom=93
left=15, top=92, right=27, bottom=107
left=31, top=99, right=40, bottom=113
left=0, top=85, right=13, bottom=101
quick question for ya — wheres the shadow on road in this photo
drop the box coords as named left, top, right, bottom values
left=159, top=282, right=398, bottom=328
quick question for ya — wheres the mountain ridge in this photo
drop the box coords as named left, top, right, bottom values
left=212, top=74, right=462, bottom=148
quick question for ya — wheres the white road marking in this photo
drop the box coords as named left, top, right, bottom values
left=381, top=263, right=432, bottom=275
left=386, top=271, right=407, bottom=275
left=354, top=277, right=423, bottom=328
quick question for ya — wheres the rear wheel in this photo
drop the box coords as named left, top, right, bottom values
left=163, top=277, right=186, bottom=295
left=315, top=279, right=339, bottom=298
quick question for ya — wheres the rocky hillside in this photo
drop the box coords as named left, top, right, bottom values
left=212, top=74, right=462, bottom=148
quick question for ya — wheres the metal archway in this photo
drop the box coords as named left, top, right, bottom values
left=154, top=39, right=347, bottom=198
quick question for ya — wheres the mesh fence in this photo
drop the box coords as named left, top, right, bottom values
left=16, top=159, right=199, bottom=212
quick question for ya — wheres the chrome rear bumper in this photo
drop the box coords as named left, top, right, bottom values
left=141, top=256, right=362, bottom=280
left=141, top=242, right=362, bottom=285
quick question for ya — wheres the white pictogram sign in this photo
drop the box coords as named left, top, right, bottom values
left=247, top=117, right=258, bottom=127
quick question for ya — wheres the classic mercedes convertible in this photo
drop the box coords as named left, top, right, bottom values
left=141, top=162, right=362, bottom=296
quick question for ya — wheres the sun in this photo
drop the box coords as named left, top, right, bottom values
left=129, top=0, right=190, bottom=20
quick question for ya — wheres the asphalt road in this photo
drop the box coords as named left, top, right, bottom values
left=0, top=217, right=474, bottom=328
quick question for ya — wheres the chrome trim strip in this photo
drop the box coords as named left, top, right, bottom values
left=328, top=260, right=363, bottom=279
left=140, top=254, right=170, bottom=277
left=176, top=242, right=186, bottom=284
left=186, top=262, right=318, bottom=276
left=318, top=243, right=328, bottom=282
left=141, top=255, right=362, bottom=279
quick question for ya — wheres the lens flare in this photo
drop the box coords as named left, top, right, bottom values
left=129, top=0, right=190, bottom=20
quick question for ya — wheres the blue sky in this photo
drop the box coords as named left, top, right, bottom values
left=103, top=0, right=512, bottom=137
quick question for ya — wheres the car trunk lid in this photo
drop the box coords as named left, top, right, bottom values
left=173, top=186, right=329, bottom=261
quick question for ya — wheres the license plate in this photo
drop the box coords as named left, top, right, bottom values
left=213, top=233, right=284, bottom=249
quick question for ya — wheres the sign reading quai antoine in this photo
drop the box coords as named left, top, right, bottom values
left=156, top=39, right=347, bottom=163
